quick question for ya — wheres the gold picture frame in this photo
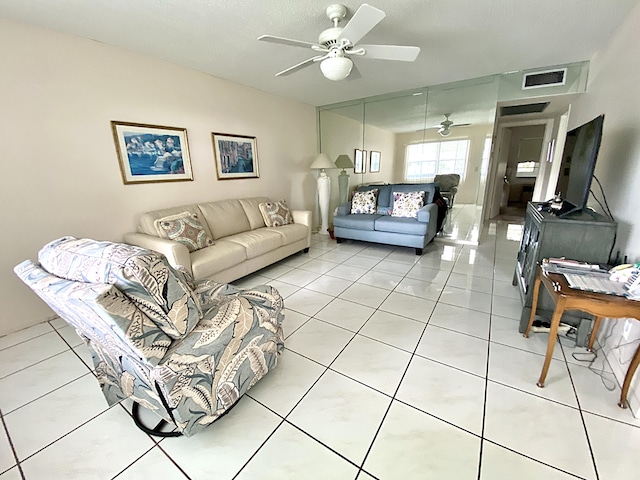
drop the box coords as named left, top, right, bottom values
left=370, top=151, right=381, bottom=173
left=212, top=132, right=259, bottom=179
left=111, top=121, right=193, bottom=184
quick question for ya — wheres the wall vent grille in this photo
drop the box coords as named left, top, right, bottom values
left=500, top=102, right=550, bottom=116
left=522, top=69, right=567, bottom=89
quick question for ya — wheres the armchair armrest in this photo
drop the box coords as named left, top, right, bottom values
left=417, top=202, right=438, bottom=223
left=336, top=203, right=352, bottom=216
left=123, top=232, right=192, bottom=276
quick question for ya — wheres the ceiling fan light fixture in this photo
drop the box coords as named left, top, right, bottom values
left=320, top=55, right=353, bottom=81
left=438, top=127, right=452, bottom=137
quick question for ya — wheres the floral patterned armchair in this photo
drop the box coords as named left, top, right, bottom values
left=14, top=237, right=284, bottom=437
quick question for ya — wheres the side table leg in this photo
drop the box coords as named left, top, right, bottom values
left=524, top=271, right=542, bottom=338
left=619, top=341, right=640, bottom=408
left=587, top=316, right=603, bottom=352
left=537, top=296, right=566, bottom=388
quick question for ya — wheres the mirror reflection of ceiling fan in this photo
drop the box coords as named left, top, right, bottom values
left=430, top=114, right=471, bottom=137
left=258, top=3, right=420, bottom=81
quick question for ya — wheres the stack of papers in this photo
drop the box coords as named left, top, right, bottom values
left=562, top=272, right=628, bottom=297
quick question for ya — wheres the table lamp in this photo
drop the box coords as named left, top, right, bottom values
left=310, top=153, right=336, bottom=235
left=334, top=154, right=354, bottom=205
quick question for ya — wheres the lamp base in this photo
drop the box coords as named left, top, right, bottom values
left=317, top=174, right=331, bottom=236
left=338, top=171, right=350, bottom=206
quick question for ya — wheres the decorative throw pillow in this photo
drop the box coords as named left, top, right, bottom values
left=391, top=191, right=425, bottom=218
left=259, top=200, right=293, bottom=227
left=154, top=212, right=214, bottom=252
left=351, top=189, right=378, bottom=214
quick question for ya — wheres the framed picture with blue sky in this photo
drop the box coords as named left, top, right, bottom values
left=111, top=121, right=193, bottom=184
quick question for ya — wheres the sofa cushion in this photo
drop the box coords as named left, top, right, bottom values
left=190, top=240, right=247, bottom=279
left=225, top=229, right=284, bottom=258
left=239, top=197, right=270, bottom=230
left=333, top=214, right=381, bottom=231
left=38, top=237, right=202, bottom=340
left=391, top=191, right=425, bottom=218
left=374, top=216, right=429, bottom=235
left=153, top=211, right=214, bottom=252
left=351, top=189, right=378, bottom=214
left=259, top=200, right=294, bottom=227
left=270, top=223, right=308, bottom=245
left=198, top=199, right=252, bottom=240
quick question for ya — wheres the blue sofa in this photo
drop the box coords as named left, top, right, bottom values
left=333, top=183, right=444, bottom=255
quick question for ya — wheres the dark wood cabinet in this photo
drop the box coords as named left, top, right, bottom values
left=514, top=202, right=617, bottom=345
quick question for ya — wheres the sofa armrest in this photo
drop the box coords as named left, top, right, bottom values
left=416, top=202, right=438, bottom=223
left=292, top=210, right=312, bottom=247
left=123, top=232, right=192, bottom=275
left=335, top=203, right=352, bottom=216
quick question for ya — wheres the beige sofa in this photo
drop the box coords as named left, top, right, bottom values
left=124, top=197, right=311, bottom=283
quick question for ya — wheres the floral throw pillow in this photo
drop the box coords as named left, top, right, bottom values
left=154, top=212, right=214, bottom=252
left=391, top=191, right=425, bottom=218
left=351, top=189, right=378, bottom=214
left=259, top=200, right=294, bottom=227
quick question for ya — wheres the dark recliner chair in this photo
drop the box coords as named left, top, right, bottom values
left=434, top=174, right=460, bottom=208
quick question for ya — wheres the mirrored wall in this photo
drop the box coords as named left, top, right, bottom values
left=318, top=75, right=500, bottom=243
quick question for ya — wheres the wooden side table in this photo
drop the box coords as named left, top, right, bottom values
left=524, top=264, right=640, bottom=408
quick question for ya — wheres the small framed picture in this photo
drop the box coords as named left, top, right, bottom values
left=354, top=149, right=366, bottom=174
left=212, top=132, right=259, bottom=179
left=370, top=151, right=381, bottom=173
left=111, top=121, right=193, bottom=184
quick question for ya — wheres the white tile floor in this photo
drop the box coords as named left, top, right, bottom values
left=2, top=207, right=640, bottom=479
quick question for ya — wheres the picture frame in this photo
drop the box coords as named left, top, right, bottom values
left=111, top=121, right=193, bottom=184
left=370, top=151, right=381, bottom=173
left=212, top=132, right=259, bottom=179
left=354, top=149, right=366, bottom=174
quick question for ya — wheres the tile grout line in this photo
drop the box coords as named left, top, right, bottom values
left=0, top=408, right=26, bottom=480
left=560, top=335, right=601, bottom=480
left=476, top=236, right=497, bottom=480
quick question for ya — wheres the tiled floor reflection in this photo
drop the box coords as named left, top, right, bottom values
left=1, top=214, right=640, bottom=479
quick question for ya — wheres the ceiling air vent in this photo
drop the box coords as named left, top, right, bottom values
left=500, top=102, right=550, bottom=117
left=522, top=68, right=567, bottom=89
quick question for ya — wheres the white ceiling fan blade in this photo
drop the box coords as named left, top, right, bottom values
left=275, top=55, right=325, bottom=77
left=346, top=62, right=362, bottom=81
left=337, top=4, right=385, bottom=45
left=358, top=45, right=420, bottom=61
left=258, top=35, right=317, bottom=49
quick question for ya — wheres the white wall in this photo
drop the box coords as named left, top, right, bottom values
left=0, top=19, right=317, bottom=336
left=568, top=2, right=640, bottom=413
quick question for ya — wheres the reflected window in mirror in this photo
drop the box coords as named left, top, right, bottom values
left=404, top=139, right=470, bottom=182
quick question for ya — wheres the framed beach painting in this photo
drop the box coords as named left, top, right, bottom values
left=111, top=121, right=193, bottom=184
left=212, top=133, right=259, bottom=179
left=354, top=149, right=366, bottom=174
left=369, top=151, right=381, bottom=173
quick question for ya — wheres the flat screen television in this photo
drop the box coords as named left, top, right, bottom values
left=557, top=114, right=605, bottom=217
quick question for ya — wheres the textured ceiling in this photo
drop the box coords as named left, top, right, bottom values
left=1, top=0, right=638, bottom=106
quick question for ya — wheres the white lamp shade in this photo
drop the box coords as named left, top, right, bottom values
left=310, top=153, right=336, bottom=170
left=438, top=128, right=452, bottom=137
left=320, top=56, right=353, bottom=81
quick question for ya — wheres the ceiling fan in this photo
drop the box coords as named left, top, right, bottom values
left=258, top=3, right=420, bottom=81
left=431, top=114, right=471, bottom=137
